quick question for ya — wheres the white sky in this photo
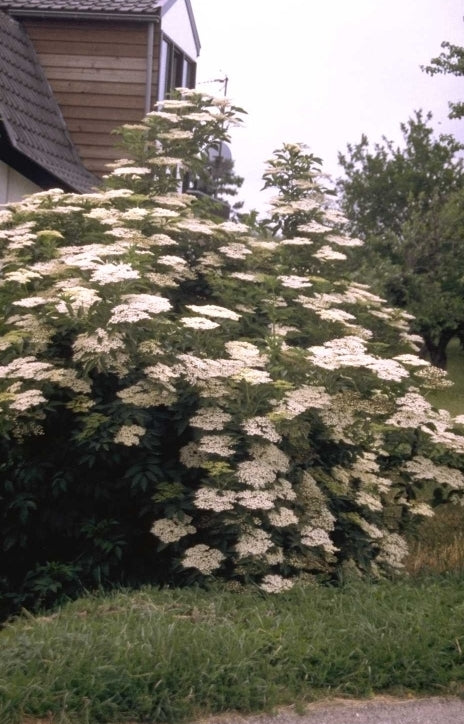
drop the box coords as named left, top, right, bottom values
left=190, top=0, right=464, bottom=213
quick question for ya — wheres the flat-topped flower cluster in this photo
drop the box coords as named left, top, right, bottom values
left=1, top=90, right=463, bottom=597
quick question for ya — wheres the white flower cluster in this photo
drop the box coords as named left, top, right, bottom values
left=181, top=316, right=220, bottom=330
left=190, top=407, right=232, bottom=431
left=326, top=233, right=363, bottom=247
left=195, top=487, right=236, bottom=512
left=111, top=166, right=151, bottom=177
left=280, top=237, right=313, bottom=246
left=386, top=393, right=464, bottom=455
left=236, top=489, right=276, bottom=510
left=235, top=526, right=273, bottom=558
left=274, top=477, right=297, bottom=501
left=242, top=416, right=281, bottom=443
left=144, top=363, right=179, bottom=384
left=175, top=219, right=215, bottom=235
left=267, top=507, right=298, bottom=527
left=313, top=245, right=347, bottom=261
left=73, top=329, right=125, bottom=359
left=270, top=324, right=299, bottom=337
left=415, top=365, right=454, bottom=389
left=298, top=220, right=332, bottom=234
left=278, top=275, right=313, bottom=289
left=276, top=385, right=331, bottom=419
left=55, top=284, right=101, bottom=314
left=186, top=304, right=241, bottom=321
left=120, top=207, right=149, bottom=221
left=318, top=308, right=356, bottom=324
left=236, top=459, right=277, bottom=488
left=114, top=424, right=146, bottom=446
left=300, top=526, right=338, bottom=554
left=308, top=337, right=409, bottom=381
left=178, top=354, right=244, bottom=384
left=5, top=268, right=41, bottom=283
left=376, top=533, right=409, bottom=570
left=198, top=434, right=236, bottom=457
left=219, top=243, right=251, bottom=259
left=181, top=544, right=225, bottom=574
left=117, top=381, right=176, bottom=408
left=232, top=368, right=272, bottom=385
left=318, top=394, right=357, bottom=444
left=230, top=272, right=258, bottom=282
left=158, top=254, right=188, bottom=269
left=356, top=490, right=383, bottom=512
left=259, top=574, right=294, bottom=593
left=179, top=441, right=208, bottom=469
left=109, top=294, right=171, bottom=324
left=237, top=442, right=289, bottom=489
left=0, top=356, right=53, bottom=380
left=402, top=456, right=464, bottom=489
left=151, top=515, right=196, bottom=543
left=393, top=354, right=430, bottom=367
left=225, top=341, right=267, bottom=366
left=9, top=388, right=46, bottom=411
left=91, top=262, right=140, bottom=285
left=13, top=296, right=49, bottom=308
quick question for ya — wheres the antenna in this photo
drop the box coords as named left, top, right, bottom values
left=198, top=74, right=229, bottom=96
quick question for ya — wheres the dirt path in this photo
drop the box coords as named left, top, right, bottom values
left=22, top=695, right=464, bottom=724
left=193, top=696, right=464, bottom=724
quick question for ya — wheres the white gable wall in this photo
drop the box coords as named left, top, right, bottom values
left=162, top=0, right=198, bottom=60
left=0, top=161, right=41, bottom=203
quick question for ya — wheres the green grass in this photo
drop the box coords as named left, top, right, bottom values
left=427, top=338, right=464, bottom=416
left=1, top=579, right=463, bottom=724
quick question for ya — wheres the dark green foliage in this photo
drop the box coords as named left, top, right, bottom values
left=0, top=400, right=184, bottom=619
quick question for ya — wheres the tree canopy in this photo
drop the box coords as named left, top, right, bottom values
left=337, top=111, right=464, bottom=368
left=423, top=41, right=464, bottom=120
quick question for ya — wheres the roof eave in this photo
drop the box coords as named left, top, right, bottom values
left=158, top=0, right=200, bottom=56
left=9, top=8, right=161, bottom=22
left=0, top=128, right=99, bottom=193
left=185, top=0, right=201, bottom=55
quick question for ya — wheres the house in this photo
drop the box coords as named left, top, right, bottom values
left=0, top=0, right=200, bottom=202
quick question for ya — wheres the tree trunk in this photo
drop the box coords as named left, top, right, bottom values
left=422, top=329, right=456, bottom=369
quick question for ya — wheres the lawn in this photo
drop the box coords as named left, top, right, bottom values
left=1, top=577, right=463, bottom=724
left=427, top=337, right=464, bottom=416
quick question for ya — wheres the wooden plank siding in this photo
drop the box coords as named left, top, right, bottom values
left=24, top=19, right=161, bottom=177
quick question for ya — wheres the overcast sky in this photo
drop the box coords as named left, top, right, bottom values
left=190, top=0, right=464, bottom=213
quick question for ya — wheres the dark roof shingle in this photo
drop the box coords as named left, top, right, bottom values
left=0, top=10, right=98, bottom=192
left=0, top=1, right=166, bottom=16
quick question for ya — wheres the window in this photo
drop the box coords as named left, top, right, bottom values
left=159, top=37, right=196, bottom=100
left=182, top=58, right=196, bottom=89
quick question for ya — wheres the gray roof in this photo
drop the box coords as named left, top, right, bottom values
left=0, top=0, right=167, bottom=16
left=1, top=1, right=201, bottom=54
left=0, top=10, right=98, bottom=192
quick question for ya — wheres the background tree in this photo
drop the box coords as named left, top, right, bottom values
left=337, top=111, right=464, bottom=368
left=423, top=41, right=464, bottom=120
left=182, top=148, right=245, bottom=220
